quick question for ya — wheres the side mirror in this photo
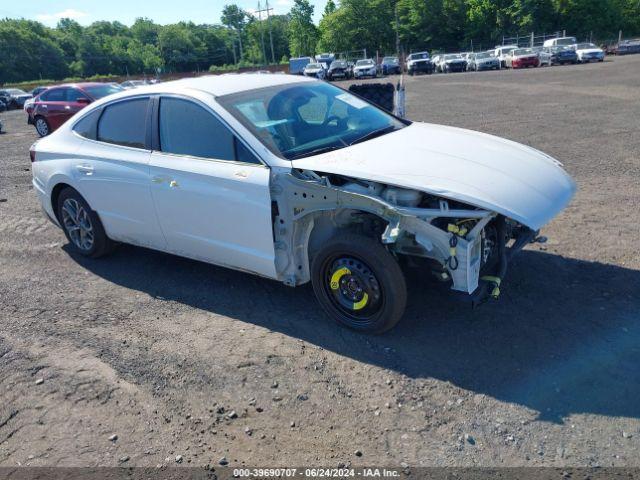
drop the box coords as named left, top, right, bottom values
left=76, top=98, right=91, bottom=105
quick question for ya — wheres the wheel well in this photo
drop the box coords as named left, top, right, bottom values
left=307, top=209, right=388, bottom=264
left=51, top=183, right=74, bottom=222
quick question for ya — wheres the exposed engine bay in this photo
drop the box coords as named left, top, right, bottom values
left=270, top=169, right=540, bottom=302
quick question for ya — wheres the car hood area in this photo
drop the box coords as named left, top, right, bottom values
left=291, top=122, right=576, bottom=230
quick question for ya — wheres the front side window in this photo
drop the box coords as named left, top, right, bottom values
left=98, top=98, right=148, bottom=149
left=66, top=88, right=90, bottom=102
left=84, top=84, right=123, bottom=100
left=218, top=82, right=406, bottom=160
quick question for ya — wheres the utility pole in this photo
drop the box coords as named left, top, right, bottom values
left=255, top=1, right=275, bottom=65
left=266, top=0, right=275, bottom=63
left=394, top=0, right=400, bottom=58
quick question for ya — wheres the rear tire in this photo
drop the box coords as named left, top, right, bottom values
left=34, top=116, right=50, bottom=137
left=311, top=233, right=407, bottom=334
left=56, top=187, right=115, bottom=258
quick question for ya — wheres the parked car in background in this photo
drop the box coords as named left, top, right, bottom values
left=0, top=98, right=7, bottom=112
left=121, top=80, right=147, bottom=89
left=315, top=53, right=335, bottom=70
left=494, top=45, right=519, bottom=68
left=24, top=86, right=51, bottom=112
left=505, top=48, right=539, bottom=68
left=28, top=83, right=123, bottom=137
left=614, top=39, right=640, bottom=55
left=532, top=46, right=552, bottom=66
left=31, top=86, right=50, bottom=97
left=406, top=52, right=433, bottom=75
left=441, top=54, right=467, bottom=73
left=573, top=43, right=605, bottom=63
left=289, top=56, right=313, bottom=75
left=0, top=88, right=32, bottom=109
left=381, top=56, right=401, bottom=75
left=353, top=59, right=377, bottom=78
left=29, top=74, right=576, bottom=333
left=303, top=62, right=326, bottom=79
left=543, top=36, right=577, bottom=48
left=467, top=52, right=500, bottom=71
left=326, top=60, right=351, bottom=81
left=547, top=45, right=578, bottom=65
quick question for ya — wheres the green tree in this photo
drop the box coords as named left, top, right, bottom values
left=289, top=0, right=318, bottom=56
left=221, top=4, right=248, bottom=61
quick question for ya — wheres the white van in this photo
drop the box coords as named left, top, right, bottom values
left=543, top=37, right=577, bottom=48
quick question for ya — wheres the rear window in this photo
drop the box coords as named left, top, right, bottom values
left=97, top=98, right=149, bottom=149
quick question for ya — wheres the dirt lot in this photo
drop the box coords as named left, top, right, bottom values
left=1, top=56, right=639, bottom=469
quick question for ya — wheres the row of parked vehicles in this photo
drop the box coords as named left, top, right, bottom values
left=293, top=37, right=606, bottom=81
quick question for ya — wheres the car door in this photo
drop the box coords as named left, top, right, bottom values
left=72, top=96, right=167, bottom=250
left=37, top=87, right=68, bottom=130
left=63, top=88, right=91, bottom=123
left=148, top=95, right=276, bottom=279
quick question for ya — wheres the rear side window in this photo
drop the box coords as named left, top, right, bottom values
left=73, top=109, right=102, bottom=140
left=40, top=88, right=67, bottom=102
left=98, top=98, right=148, bottom=149
left=159, top=97, right=235, bottom=161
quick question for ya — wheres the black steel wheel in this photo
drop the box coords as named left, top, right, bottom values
left=311, top=233, right=407, bottom=334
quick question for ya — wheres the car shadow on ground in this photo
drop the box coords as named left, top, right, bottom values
left=67, top=244, right=640, bottom=423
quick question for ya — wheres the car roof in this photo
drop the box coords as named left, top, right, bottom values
left=87, top=74, right=316, bottom=101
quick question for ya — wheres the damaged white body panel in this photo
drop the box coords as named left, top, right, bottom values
left=290, top=122, right=576, bottom=232
left=270, top=170, right=496, bottom=294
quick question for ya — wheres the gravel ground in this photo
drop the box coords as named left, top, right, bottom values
left=0, top=56, right=639, bottom=469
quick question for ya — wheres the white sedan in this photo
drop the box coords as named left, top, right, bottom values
left=30, top=74, right=576, bottom=333
left=573, top=43, right=605, bottom=63
left=353, top=59, right=377, bottom=78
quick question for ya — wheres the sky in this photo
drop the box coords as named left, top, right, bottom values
left=0, top=0, right=329, bottom=27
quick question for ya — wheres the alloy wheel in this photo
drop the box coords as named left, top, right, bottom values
left=61, top=198, right=94, bottom=251
left=35, top=118, right=49, bottom=137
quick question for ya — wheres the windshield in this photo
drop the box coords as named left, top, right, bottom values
left=475, top=52, right=491, bottom=59
left=218, top=82, right=406, bottom=160
left=556, top=37, right=576, bottom=46
left=356, top=60, right=374, bottom=66
left=382, top=57, right=398, bottom=63
left=83, top=84, right=124, bottom=99
left=444, top=54, right=462, bottom=60
left=8, top=89, right=27, bottom=95
left=330, top=61, right=346, bottom=68
left=306, top=63, right=322, bottom=69
left=514, top=48, right=533, bottom=55
left=576, top=43, right=596, bottom=49
left=410, top=53, right=429, bottom=60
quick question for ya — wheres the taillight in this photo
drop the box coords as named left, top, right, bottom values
left=29, top=143, right=38, bottom=163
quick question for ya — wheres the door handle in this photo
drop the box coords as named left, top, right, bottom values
left=64, top=106, right=71, bottom=110
left=169, top=180, right=179, bottom=188
left=76, top=164, right=93, bottom=174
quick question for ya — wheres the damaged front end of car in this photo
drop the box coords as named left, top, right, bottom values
left=270, top=169, right=541, bottom=303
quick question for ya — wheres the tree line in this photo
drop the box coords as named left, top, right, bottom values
left=1, top=0, right=639, bottom=84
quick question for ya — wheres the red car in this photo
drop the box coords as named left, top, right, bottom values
left=28, top=82, right=123, bottom=137
left=505, top=48, right=539, bottom=69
